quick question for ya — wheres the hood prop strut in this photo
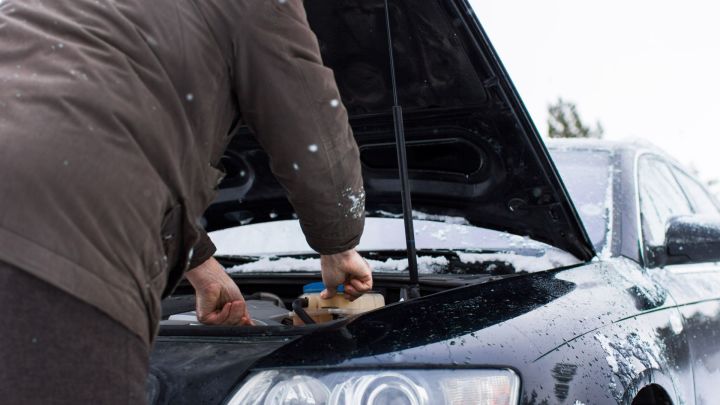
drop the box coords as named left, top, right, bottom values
left=384, top=0, right=420, bottom=299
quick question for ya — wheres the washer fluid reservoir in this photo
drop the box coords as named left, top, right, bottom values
left=293, top=282, right=385, bottom=325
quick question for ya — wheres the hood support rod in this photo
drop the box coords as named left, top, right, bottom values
left=384, top=0, right=420, bottom=299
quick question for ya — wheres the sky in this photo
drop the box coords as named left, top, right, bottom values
left=469, top=0, right=720, bottom=185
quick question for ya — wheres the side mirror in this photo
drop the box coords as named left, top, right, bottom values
left=665, top=215, right=720, bottom=265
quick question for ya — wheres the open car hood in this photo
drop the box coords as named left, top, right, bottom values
left=204, top=0, right=595, bottom=261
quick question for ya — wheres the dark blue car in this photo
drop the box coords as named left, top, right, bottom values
left=149, top=1, right=720, bottom=404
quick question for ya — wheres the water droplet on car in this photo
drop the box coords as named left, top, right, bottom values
left=186, top=93, right=194, bottom=101
left=308, top=144, right=318, bottom=152
left=330, top=98, right=340, bottom=108
left=292, top=163, right=299, bottom=171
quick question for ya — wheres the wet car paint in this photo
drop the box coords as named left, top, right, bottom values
left=250, top=260, right=694, bottom=404
left=150, top=143, right=720, bottom=404
left=657, top=263, right=720, bottom=404
left=147, top=337, right=293, bottom=405
left=151, top=259, right=712, bottom=404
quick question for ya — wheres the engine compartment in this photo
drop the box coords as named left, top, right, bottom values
left=158, top=244, right=574, bottom=330
left=161, top=279, right=408, bottom=329
left=159, top=275, right=463, bottom=330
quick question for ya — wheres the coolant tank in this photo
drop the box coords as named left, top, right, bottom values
left=293, top=282, right=385, bottom=325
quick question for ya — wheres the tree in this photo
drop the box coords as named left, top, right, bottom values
left=707, top=179, right=720, bottom=200
left=691, top=164, right=720, bottom=199
left=547, top=98, right=604, bottom=139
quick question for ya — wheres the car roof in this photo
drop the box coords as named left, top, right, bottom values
left=546, top=138, right=685, bottom=169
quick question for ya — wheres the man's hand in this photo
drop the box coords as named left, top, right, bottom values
left=185, top=257, right=253, bottom=326
left=320, top=249, right=372, bottom=301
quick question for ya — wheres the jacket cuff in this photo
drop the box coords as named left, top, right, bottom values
left=304, top=217, right=364, bottom=255
left=188, top=230, right=217, bottom=270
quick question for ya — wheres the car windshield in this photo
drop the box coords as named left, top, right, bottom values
left=549, top=148, right=613, bottom=253
left=209, top=148, right=612, bottom=275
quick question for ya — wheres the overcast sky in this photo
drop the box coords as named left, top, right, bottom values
left=469, top=0, right=720, bottom=183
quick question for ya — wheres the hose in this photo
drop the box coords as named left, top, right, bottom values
left=259, top=292, right=285, bottom=308
left=292, top=298, right=316, bottom=325
left=245, top=292, right=285, bottom=308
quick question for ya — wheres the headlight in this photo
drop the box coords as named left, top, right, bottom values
left=226, top=369, right=520, bottom=405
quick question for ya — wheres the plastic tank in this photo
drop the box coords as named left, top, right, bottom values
left=292, top=282, right=385, bottom=325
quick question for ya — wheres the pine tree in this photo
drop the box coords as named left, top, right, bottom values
left=547, top=98, right=604, bottom=139
left=707, top=179, right=720, bottom=200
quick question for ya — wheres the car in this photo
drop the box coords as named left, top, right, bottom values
left=147, top=1, right=720, bottom=404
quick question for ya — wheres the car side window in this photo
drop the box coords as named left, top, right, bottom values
left=638, top=156, right=693, bottom=247
left=671, top=168, right=720, bottom=215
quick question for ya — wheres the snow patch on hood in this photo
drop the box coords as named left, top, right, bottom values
left=456, top=250, right=579, bottom=273
left=226, top=255, right=449, bottom=274
left=226, top=250, right=579, bottom=275
left=210, top=217, right=579, bottom=260
left=373, top=210, right=470, bottom=225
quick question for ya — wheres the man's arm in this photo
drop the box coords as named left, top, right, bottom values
left=233, top=0, right=372, bottom=296
left=185, top=256, right=253, bottom=325
left=186, top=231, right=252, bottom=325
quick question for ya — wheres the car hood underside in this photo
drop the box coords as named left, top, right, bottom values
left=204, top=0, right=595, bottom=261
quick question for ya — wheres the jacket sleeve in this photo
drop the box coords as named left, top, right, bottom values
left=188, top=229, right=217, bottom=269
left=232, top=0, right=365, bottom=255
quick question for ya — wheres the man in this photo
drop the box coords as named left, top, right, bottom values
left=0, top=0, right=372, bottom=403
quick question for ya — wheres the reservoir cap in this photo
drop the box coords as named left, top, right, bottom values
left=303, top=281, right=344, bottom=294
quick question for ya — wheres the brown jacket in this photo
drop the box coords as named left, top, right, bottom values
left=0, top=0, right=364, bottom=343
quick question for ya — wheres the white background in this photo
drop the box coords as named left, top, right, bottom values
left=469, top=0, right=720, bottom=188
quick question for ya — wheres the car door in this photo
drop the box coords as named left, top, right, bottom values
left=638, top=155, right=720, bottom=403
left=667, top=165, right=720, bottom=403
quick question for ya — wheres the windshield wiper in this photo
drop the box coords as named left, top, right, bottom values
left=214, top=255, right=263, bottom=266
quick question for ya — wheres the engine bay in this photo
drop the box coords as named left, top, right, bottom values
left=163, top=295, right=290, bottom=326
left=160, top=278, right=418, bottom=329
left=158, top=273, right=470, bottom=330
